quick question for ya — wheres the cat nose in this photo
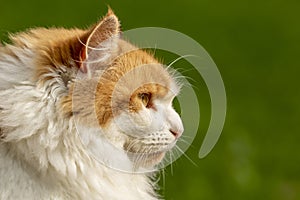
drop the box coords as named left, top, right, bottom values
left=169, top=129, right=183, bottom=139
left=167, top=108, right=184, bottom=139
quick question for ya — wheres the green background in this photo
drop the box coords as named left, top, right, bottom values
left=1, top=0, right=299, bottom=199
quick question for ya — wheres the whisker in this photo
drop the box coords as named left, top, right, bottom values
left=180, top=135, right=193, bottom=139
left=178, top=137, right=192, bottom=146
left=166, top=54, right=198, bottom=71
left=133, top=151, right=143, bottom=170
left=170, top=148, right=180, bottom=161
left=175, top=145, right=198, bottom=167
left=173, top=75, right=195, bottom=84
left=162, top=167, right=166, bottom=192
left=169, top=151, right=174, bottom=176
left=125, top=140, right=139, bottom=153
left=176, top=68, right=197, bottom=75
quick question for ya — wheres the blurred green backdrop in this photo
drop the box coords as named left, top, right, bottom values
left=1, top=0, right=300, bottom=199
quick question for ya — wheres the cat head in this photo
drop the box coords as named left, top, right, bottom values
left=19, top=10, right=184, bottom=171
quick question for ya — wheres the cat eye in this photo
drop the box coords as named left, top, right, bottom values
left=139, top=93, right=151, bottom=107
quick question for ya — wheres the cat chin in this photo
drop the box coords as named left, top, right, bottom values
left=129, top=151, right=166, bottom=170
left=143, top=142, right=178, bottom=167
left=144, top=141, right=179, bottom=167
left=143, top=152, right=166, bottom=167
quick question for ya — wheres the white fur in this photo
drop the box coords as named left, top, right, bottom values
left=0, top=46, right=160, bottom=199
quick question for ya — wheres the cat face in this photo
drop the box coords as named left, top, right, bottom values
left=32, top=10, right=184, bottom=170
left=114, top=82, right=184, bottom=168
left=102, top=54, right=184, bottom=168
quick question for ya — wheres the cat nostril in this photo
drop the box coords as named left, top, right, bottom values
left=169, top=129, right=180, bottom=139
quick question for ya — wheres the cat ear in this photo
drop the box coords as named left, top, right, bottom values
left=79, top=9, right=120, bottom=73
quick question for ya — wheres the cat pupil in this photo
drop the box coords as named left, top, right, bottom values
left=139, top=93, right=150, bottom=107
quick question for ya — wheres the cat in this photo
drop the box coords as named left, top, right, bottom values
left=0, top=9, right=183, bottom=200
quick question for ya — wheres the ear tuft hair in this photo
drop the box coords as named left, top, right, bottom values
left=79, top=9, right=120, bottom=73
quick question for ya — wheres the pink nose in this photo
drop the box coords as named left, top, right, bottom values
left=169, top=129, right=182, bottom=139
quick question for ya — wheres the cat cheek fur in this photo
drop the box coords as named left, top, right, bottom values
left=113, top=96, right=183, bottom=148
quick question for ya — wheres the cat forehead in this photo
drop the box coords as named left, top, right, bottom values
left=98, top=49, right=176, bottom=97
left=113, top=49, right=181, bottom=97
